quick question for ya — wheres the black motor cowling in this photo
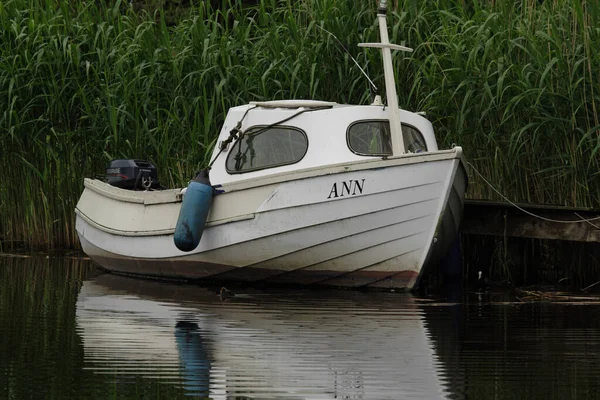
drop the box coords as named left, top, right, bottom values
left=105, top=159, right=160, bottom=190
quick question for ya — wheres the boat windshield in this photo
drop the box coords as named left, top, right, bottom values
left=347, top=121, right=427, bottom=155
left=226, top=125, right=308, bottom=173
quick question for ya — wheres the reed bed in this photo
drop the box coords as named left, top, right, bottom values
left=1, top=0, right=599, bottom=250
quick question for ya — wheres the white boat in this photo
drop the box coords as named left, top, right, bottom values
left=75, top=1, right=467, bottom=290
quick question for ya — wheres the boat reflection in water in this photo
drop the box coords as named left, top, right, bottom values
left=76, top=274, right=453, bottom=399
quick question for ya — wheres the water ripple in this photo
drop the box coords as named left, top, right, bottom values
left=75, top=275, right=446, bottom=399
left=4, top=257, right=600, bottom=399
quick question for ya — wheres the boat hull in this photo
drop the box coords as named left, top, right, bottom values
left=76, top=151, right=467, bottom=289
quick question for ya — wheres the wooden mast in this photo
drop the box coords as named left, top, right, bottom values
left=359, top=0, right=413, bottom=155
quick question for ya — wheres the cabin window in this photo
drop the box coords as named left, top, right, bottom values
left=347, top=121, right=427, bottom=155
left=403, top=125, right=428, bottom=153
left=226, top=125, right=308, bottom=173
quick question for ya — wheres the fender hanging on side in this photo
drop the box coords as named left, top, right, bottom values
left=174, top=169, right=214, bottom=252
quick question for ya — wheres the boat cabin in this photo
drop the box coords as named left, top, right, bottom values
left=209, top=100, right=439, bottom=186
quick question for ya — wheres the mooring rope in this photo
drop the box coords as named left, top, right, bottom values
left=467, top=161, right=600, bottom=225
left=231, top=106, right=331, bottom=171
left=207, top=105, right=257, bottom=169
left=208, top=105, right=330, bottom=171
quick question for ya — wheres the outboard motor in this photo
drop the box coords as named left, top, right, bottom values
left=105, top=159, right=160, bottom=190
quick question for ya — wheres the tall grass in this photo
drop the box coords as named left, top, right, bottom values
left=413, top=0, right=600, bottom=208
left=1, top=0, right=599, bottom=250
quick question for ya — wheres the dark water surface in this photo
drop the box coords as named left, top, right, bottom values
left=1, top=256, right=600, bottom=399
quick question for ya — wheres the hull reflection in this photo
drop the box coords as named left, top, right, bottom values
left=76, top=274, right=450, bottom=399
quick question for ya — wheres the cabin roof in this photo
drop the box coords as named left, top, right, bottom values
left=249, top=100, right=338, bottom=109
left=209, top=102, right=440, bottom=185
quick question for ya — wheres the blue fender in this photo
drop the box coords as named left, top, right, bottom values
left=174, top=170, right=213, bottom=252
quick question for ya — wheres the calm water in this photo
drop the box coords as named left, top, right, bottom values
left=1, top=256, right=600, bottom=399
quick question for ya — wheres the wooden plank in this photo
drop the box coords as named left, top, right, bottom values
left=461, top=200, right=600, bottom=242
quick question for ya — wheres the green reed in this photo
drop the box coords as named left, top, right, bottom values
left=1, top=0, right=599, bottom=250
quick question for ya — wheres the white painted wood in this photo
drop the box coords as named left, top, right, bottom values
left=376, top=14, right=404, bottom=155
left=74, top=7, right=468, bottom=289
left=249, top=99, right=337, bottom=108
left=207, top=106, right=444, bottom=186
left=75, top=115, right=466, bottom=290
left=75, top=154, right=465, bottom=289
left=77, top=159, right=452, bottom=257
left=415, top=158, right=461, bottom=279
left=358, top=42, right=413, bottom=52
left=77, top=152, right=459, bottom=236
left=213, top=200, right=438, bottom=269
left=296, top=230, right=427, bottom=274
